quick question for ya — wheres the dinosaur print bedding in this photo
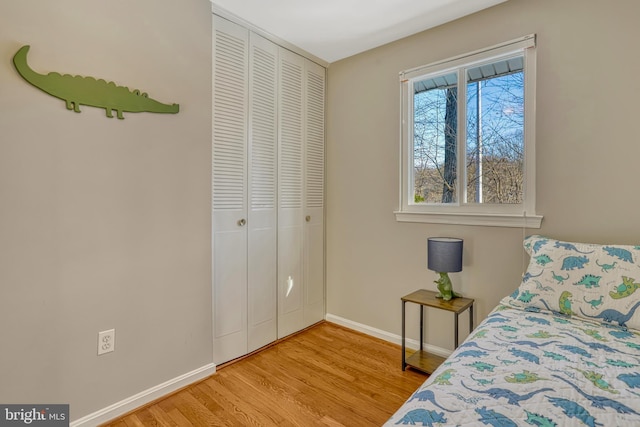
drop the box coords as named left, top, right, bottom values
left=386, top=302, right=640, bottom=426
left=386, top=236, right=640, bottom=426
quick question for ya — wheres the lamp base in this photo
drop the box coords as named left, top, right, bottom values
left=434, top=272, right=460, bottom=301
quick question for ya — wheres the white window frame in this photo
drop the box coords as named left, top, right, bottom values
left=395, top=35, right=542, bottom=228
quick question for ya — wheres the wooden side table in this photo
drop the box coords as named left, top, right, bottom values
left=401, top=289, right=474, bottom=373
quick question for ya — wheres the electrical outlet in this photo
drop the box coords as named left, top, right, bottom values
left=98, top=329, right=115, bottom=355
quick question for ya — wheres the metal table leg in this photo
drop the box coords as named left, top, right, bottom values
left=454, top=313, right=459, bottom=348
left=419, top=305, right=424, bottom=352
left=402, top=300, right=406, bottom=371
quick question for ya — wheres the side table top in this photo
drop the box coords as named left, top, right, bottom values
left=401, top=289, right=474, bottom=314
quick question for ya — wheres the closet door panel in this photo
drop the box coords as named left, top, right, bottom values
left=247, top=224, right=276, bottom=349
left=304, top=60, right=326, bottom=326
left=304, top=212, right=324, bottom=325
left=247, top=33, right=278, bottom=352
left=212, top=16, right=249, bottom=364
left=277, top=211, right=304, bottom=338
left=212, top=219, right=247, bottom=363
left=277, top=48, right=305, bottom=338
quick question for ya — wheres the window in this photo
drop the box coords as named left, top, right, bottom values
left=396, top=35, right=542, bottom=228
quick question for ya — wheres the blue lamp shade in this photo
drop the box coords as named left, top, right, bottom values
left=427, top=237, right=463, bottom=273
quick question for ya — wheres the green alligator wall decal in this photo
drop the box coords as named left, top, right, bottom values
left=12, top=45, right=179, bottom=119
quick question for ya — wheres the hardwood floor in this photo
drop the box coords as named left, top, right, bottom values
left=102, top=322, right=426, bottom=426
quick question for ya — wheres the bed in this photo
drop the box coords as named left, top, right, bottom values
left=386, top=235, right=640, bottom=426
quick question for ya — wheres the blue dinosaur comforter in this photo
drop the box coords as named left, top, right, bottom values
left=385, top=300, right=640, bottom=426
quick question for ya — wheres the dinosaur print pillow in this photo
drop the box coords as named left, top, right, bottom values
left=503, top=235, right=640, bottom=330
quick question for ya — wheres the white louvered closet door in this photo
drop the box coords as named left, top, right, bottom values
left=212, top=16, right=249, bottom=364
left=213, top=14, right=325, bottom=358
left=247, top=33, right=278, bottom=353
left=303, top=60, right=326, bottom=327
left=277, top=48, right=305, bottom=338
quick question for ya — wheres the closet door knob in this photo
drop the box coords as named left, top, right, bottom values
left=305, top=215, right=311, bottom=222
left=238, top=218, right=246, bottom=226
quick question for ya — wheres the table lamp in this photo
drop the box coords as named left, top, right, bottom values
left=427, top=237, right=463, bottom=301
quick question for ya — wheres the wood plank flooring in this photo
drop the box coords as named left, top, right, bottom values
left=102, top=322, right=426, bottom=426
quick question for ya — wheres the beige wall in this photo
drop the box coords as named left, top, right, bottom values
left=3, top=0, right=640, bottom=420
left=326, top=0, right=640, bottom=350
left=0, top=0, right=212, bottom=421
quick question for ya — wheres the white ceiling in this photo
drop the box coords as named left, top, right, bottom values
left=211, top=0, right=508, bottom=63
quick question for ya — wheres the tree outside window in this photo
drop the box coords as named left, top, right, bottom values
left=413, top=58, right=524, bottom=206
left=397, top=35, right=541, bottom=228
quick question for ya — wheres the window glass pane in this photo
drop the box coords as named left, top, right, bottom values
left=466, top=59, right=524, bottom=204
left=413, top=72, right=458, bottom=204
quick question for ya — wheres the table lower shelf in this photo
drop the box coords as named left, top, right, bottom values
left=404, top=350, right=446, bottom=374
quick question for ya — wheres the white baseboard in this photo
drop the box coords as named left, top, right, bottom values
left=325, top=313, right=452, bottom=359
left=71, top=317, right=447, bottom=425
left=70, top=363, right=216, bottom=427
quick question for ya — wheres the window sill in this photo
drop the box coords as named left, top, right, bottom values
left=394, top=211, right=543, bottom=228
